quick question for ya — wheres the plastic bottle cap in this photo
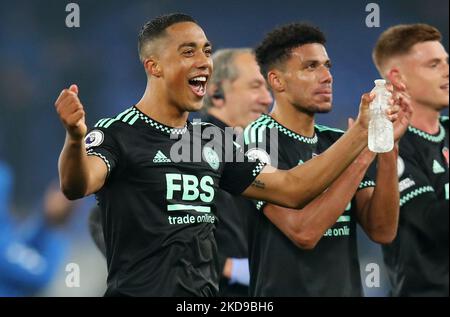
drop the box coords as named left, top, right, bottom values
left=374, top=79, right=386, bottom=85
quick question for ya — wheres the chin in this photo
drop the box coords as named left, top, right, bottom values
left=184, top=100, right=204, bottom=112
left=315, top=103, right=333, bottom=114
left=437, top=102, right=449, bottom=111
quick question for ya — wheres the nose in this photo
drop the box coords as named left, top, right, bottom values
left=319, top=65, right=333, bottom=84
left=195, top=52, right=212, bottom=71
left=259, top=87, right=273, bottom=108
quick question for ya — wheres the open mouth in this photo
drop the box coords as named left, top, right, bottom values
left=188, top=76, right=208, bottom=98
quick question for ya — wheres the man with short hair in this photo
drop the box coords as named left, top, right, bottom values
left=54, top=13, right=395, bottom=296
left=373, top=23, right=449, bottom=297
left=87, top=48, right=272, bottom=296
left=244, top=22, right=410, bottom=296
left=202, top=48, right=272, bottom=296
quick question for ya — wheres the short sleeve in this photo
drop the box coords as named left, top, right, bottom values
left=219, top=141, right=266, bottom=195
left=397, top=138, right=442, bottom=206
left=84, top=127, right=121, bottom=178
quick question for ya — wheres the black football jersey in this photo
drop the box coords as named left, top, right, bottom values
left=382, top=116, right=449, bottom=297
left=199, top=114, right=253, bottom=297
left=244, top=114, right=375, bottom=296
left=84, top=106, right=264, bottom=297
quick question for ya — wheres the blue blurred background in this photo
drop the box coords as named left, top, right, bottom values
left=0, top=0, right=448, bottom=296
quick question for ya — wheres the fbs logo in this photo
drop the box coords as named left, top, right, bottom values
left=153, top=150, right=171, bottom=163
left=433, top=160, right=445, bottom=174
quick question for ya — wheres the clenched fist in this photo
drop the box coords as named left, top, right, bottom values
left=54, top=84, right=87, bottom=141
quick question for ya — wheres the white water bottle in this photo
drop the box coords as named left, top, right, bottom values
left=368, top=79, right=394, bottom=153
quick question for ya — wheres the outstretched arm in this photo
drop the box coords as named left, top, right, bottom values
left=242, top=93, right=399, bottom=208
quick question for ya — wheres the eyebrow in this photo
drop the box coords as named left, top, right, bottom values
left=301, top=59, right=331, bottom=65
left=426, top=56, right=449, bottom=63
left=177, top=41, right=212, bottom=50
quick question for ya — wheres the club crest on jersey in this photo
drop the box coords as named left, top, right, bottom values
left=245, top=148, right=271, bottom=165
left=203, top=146, right=220, bottom=170
left=443, top=147, right=449, bottom=167
left=85, top=130, right=104, bottom=149
left=397, top=156, right=405, bottom=178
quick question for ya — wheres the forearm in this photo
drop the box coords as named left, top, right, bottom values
left=265, top=151, right=374, bottom=248
left=288, top=124, right=368, bottom=207
left=359, top=147, right=399, bottom=243
left=58, top=134, right=92, bottom=199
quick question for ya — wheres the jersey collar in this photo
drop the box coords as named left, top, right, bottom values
left=408, top=124, right=446, bottom=143
left=262, top=114, right=318, bottom=144
left=132, top=106, right=189, bottom=136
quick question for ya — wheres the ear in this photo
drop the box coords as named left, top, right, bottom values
left=268, top=70, right=284, bottom=93
left=144, top=57, right=162, bottom=77
left=207, top=83, right=225, bottom=108
left=386, top=68, right=407, bottom=92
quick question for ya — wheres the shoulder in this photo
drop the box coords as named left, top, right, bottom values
left=191, top=120, right=224, bottom=132
left=314, top=124, right=345, bottom=142
left=398, top=130, right=418, bottom=156
left=190, top=120, right=228, bottom=144
left=92, top=107, right=139, bottom=131
left=85, top=108, right=138, bottom=148
left=440, top=115, right=449, bottom=129
left=90, top=107, right=140, bottom=137
left=243, top=115, right=275, bottom=145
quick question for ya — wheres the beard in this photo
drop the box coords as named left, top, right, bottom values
left=294, top=103, right=333, bottom=115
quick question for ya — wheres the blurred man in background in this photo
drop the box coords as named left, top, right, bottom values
left=0, top=161, right=74, bottom=296
left=373, top=23, right=449, bottom=297
left=201, top=48, right=272, bottom=296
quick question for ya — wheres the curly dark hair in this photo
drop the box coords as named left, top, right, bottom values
left=255, top=23, right=326, bottom=79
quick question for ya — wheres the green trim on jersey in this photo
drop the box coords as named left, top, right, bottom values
left=359, top=180, right=376, bottom=189
left=86, top=149, right=111, bottom=174
left=243, top=115, right=271, bottom=145
left=94, top=108, right=136, bottom=128
left=244, top=114, right=318, bottom=145
left=408, top=124, right=446, bottom=143
left=252, top=161, right=266, bottom=177
left=400, top=186, right=435, bottom=207
left=336, top=215, right=351, bottom=223
left=94, top=107, right=188, bottom=135
left=314, top=124, right=345, bottom=134
left=440, top=116, right=449, bottom=123
left=133, top=107, right=188, bottom=135
left=256, top=200, right=265, bottom=211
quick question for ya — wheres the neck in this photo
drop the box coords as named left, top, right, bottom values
left=410, top=101, right=441, bottom=134
left=135, top=81, right=189, bottom=128
left=270, top=96, right=315, bottom=137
